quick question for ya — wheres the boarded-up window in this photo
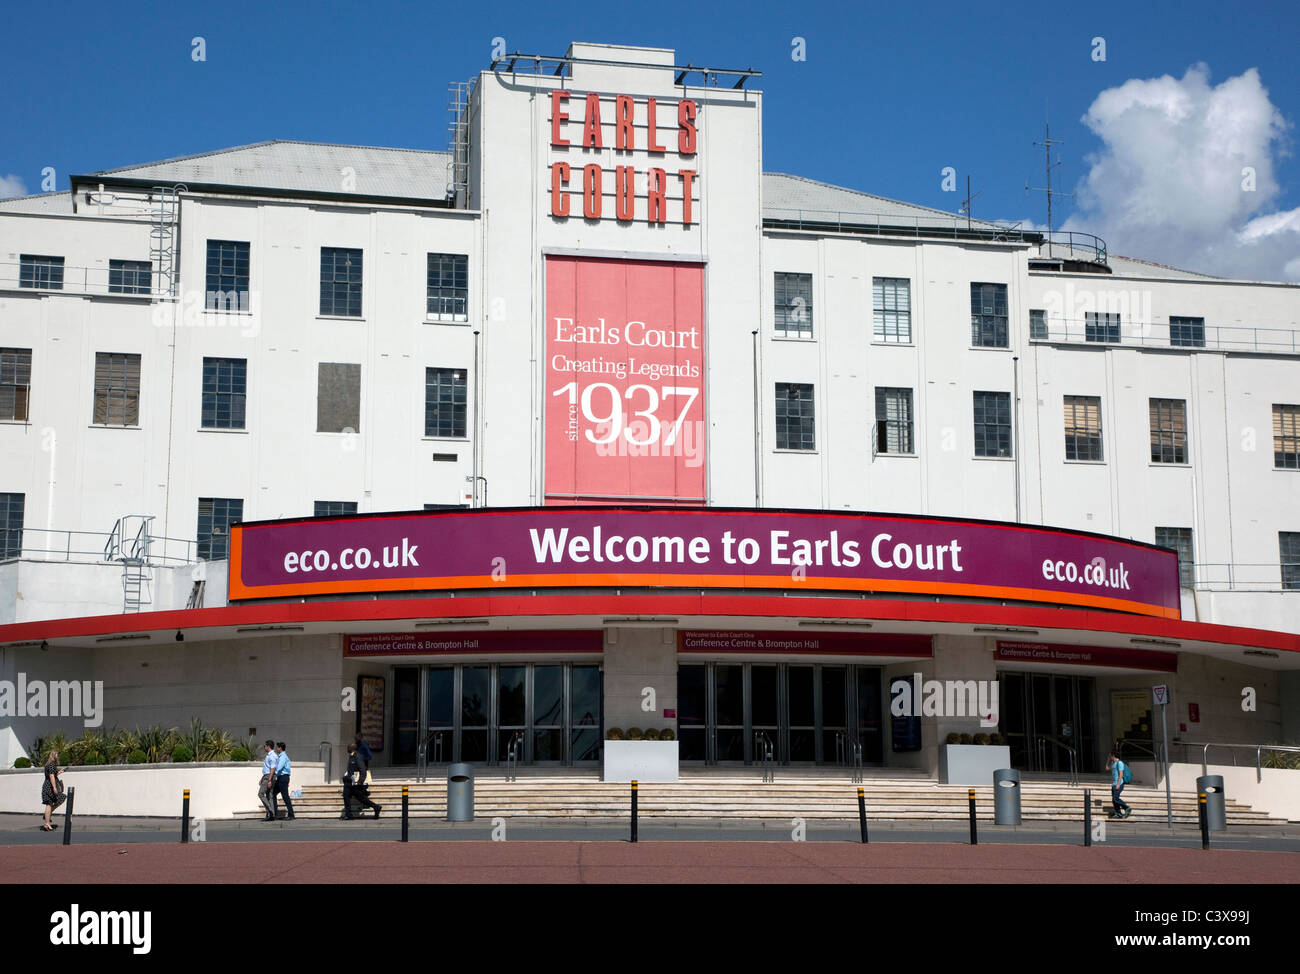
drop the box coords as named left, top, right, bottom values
left=1064, top=395, right=1103, bottom=461
left=93, top=352, right=141, bottom=426
left=317, top=362, right=360, bottom=433
left=0, top=348, right=32, bottom=422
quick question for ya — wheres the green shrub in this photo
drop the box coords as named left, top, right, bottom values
left=81, top=751, right=106, bottom=766
left=626, top=727, right=644, bottom=741
left=989, top=733, right=1005, bottom=746
left=127, top=749, right=147, bottom=764
left=958, top=733, right=972, bottom=745
left=605, top=728, right=624, bottom=741
left=945, top=733, right=962, bottom=745
left=230, top=746, right=251, bottom=762
left=13, top=757, right=31, bottom=769
left=659, top=728, right=676, bottom=742
left=643, top=728, right=661, bottom=741
left=972, top=733, right=990, bottom=746
left=170, top=744, right=194, bottom=763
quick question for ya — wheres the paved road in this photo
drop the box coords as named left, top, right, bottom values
left=3, top=812, right=1299, bottom=853
left=2, top=837, right=1294, bottom=883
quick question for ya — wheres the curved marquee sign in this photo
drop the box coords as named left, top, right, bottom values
left=228, top=507, right=1181, bottom=619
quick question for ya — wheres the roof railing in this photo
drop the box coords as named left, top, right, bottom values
left=762, top=206, right=1029, bottom=242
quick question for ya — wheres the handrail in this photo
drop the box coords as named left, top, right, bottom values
left=318, top=741, right=333, bottom=782
left=754, top=731, right=775, bottom=783
left=1034, top=734, right=1078, bottom=786
left=505, top=730, right=525, bottom=779
left=416, top=739, right=427, bottom=783
left=1178, top=741, right=1300, bottom=783
left=8, top=525, right=196, bottom=567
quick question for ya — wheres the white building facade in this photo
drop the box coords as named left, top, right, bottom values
left=1, top=43, right=1297, bottom=778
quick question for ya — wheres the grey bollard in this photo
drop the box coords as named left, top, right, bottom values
left=446, top=762, right=474, bottom=822
left=993, top=768, right=1022, bottom=826
left=1196, top=774, right=1227, bottom=831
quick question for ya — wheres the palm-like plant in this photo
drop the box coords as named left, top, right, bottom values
left=135, top=725, right=180, bottom=763
left=30, top=730, right=69, bottom=764
left=106, top=727, right=139, bottom=764
left=199, top=728, right=238, bottom=762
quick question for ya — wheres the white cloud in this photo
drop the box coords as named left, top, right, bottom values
left=0, top=174, right=28, bottom=199
left=1064, top=64, right=1300, bottom=281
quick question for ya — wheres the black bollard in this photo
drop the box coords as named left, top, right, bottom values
left=857, top=787, right=868, bottom=844
left=630, top=780, right=638, bottom=843
left=968, top=788, right=977, bottom=845
left=1084, top=788, right=1092, bottom=847
left=61, top=780, right=75, bottom=842
left=1199, top=791, right=1209, bottom=850
left=401, top=785, right=409, bottom=843
left=181, top=788, right=191, bottom=844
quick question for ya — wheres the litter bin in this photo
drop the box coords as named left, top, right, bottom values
left=1196, top=774, right=1226, bottom=831
left=447, top=763, right=474, bottom=822
left=993, top=768, right=1022, bottom=825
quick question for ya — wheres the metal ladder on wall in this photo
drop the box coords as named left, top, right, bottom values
left=446, top=81, right=472, bottom=205
left=148, top=185, right=185, bottom=298
left=105, top=516, right=154, bottom=613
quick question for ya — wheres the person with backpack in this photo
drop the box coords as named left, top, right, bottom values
left=1107, top=749, right=1132, bottom=818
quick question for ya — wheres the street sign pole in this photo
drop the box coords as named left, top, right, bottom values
left=1154, top=684, right=1173, bottom=830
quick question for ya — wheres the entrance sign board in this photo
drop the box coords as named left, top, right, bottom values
left=230, top=507, right=1182, bottom=618
left=996, top=641, right=1179, bottom=673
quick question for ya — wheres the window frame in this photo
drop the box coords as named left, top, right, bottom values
left=1149, top=398, right=1189, bottom=464
left=316, top=362, right=362, bottom=434
left=1085, top=311, right=1121, bottom=344
left=972, top=390, right=1013, bottom=458
left=970, top=282, right=1009, bottom=348
left=108, top=259, right=152, bottom=296
left=314, top=501, right=358, bottom=518
left=1280, top=532, right=1300, bottom=591
left=319, top=246, right=364, bottom=318
left=1169, top=315, right=1206, bottom=348
left=0, top=347, right=32, bottom=422
left=874, top=386, right=914, bottom=455
left=0, top=492, right=24, bottom=561
left=201, top=357, right=248, bottom=430
left=205, top=240, right=250, bottom=311
left=424, top=367, right=468, bottom=439
left=426, top=253, right=469, bottom=320
left=1029, top=308, right=1048, bottom=341
left=92, top=352, right=141, bottom=427
left=1154, top=526, right=1195, bottom=589
left=1063, top=395, right=1104, bottom=462
left=19, top=255, right=64, bottom=291
left=774, top=272, right=814, bottom=340
left=872, top=277, right=912, bottom=344
left=774, top=382, right=816, bottom=451
left=196, top=497, right=243, bottom=561
left=1272, top=404, right=1300, bottom=470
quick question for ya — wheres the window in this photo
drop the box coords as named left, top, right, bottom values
left=196, top=498, right=242, bottom=561
left=872, top=278, right=911, bottom=343
left=1085, top=311, right=1121, bottom=343
left=0, top=493, right=23, bottom=560
left=1063, top=395, right=1103, bottom=461
left=314, top=501, right=358, bottom=518
left=973, top=391, right=1012, bottom=457
left=1272, top=404, right=1300, bottom=469
left=1282, top=533, right=1300, bottom=591
left=874, top=387, right=914, bottom=454
left=1029, top=309, right=1048, bottom=340
left=970, top=283, right=1008, bottom=347
left=425, top=367, right=468, bottom=438
left=20, top=255, right=63, bottom=290
left=108, top=259, right=151, bottom=295
left=427, top=253, right=469, bottom=319
left=201, top=358, right=247, bottom=430
left=317, top=363, right=361, bottom=433
left=1149, top=399, right=1188, bottom=464
left=774, top=273, right=813, bottom=339
left=205, top=240, right=250, bottom=310
left=1170, top=316, right=1206, bottom=348
left=320, top=247, right=363, bottom=317
left=1155, top=527, right=1195, bottom=588
left=775, top=382, right=815, bottom=450
left=0, top=348, right=32, bottom=422
left=93, top=352, right=141, bottom=426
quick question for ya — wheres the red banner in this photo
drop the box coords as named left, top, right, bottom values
left=995, top=640, right=1178, bottom=672
left=345, top=630, right=603, bottom=657
left=544, top=256, right=706, bottom=504
left=678, top=630, right=933, bottom=657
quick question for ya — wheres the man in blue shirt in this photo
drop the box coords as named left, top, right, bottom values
left=1107, top=749, right=1132, bottom=819
left=355, top=733, right=373, bottom=765
left=274, top=742, right=295, bottom=820
left=258, top=739, right=278, bottom=821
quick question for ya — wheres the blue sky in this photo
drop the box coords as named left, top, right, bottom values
left=3, top=0, right=1298, bottom=276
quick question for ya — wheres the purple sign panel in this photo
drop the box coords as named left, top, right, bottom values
left=229, top=507, right=1181, bottom=619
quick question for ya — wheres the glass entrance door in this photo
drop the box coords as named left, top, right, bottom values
left=677, top=662, right=883, bottom=766
left=1000, top=671, right=1098, bottom=773
left=422, top=662, right=601, bottom=766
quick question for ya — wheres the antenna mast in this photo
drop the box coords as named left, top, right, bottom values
left=1026, top=122, right=1073, bottom=258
